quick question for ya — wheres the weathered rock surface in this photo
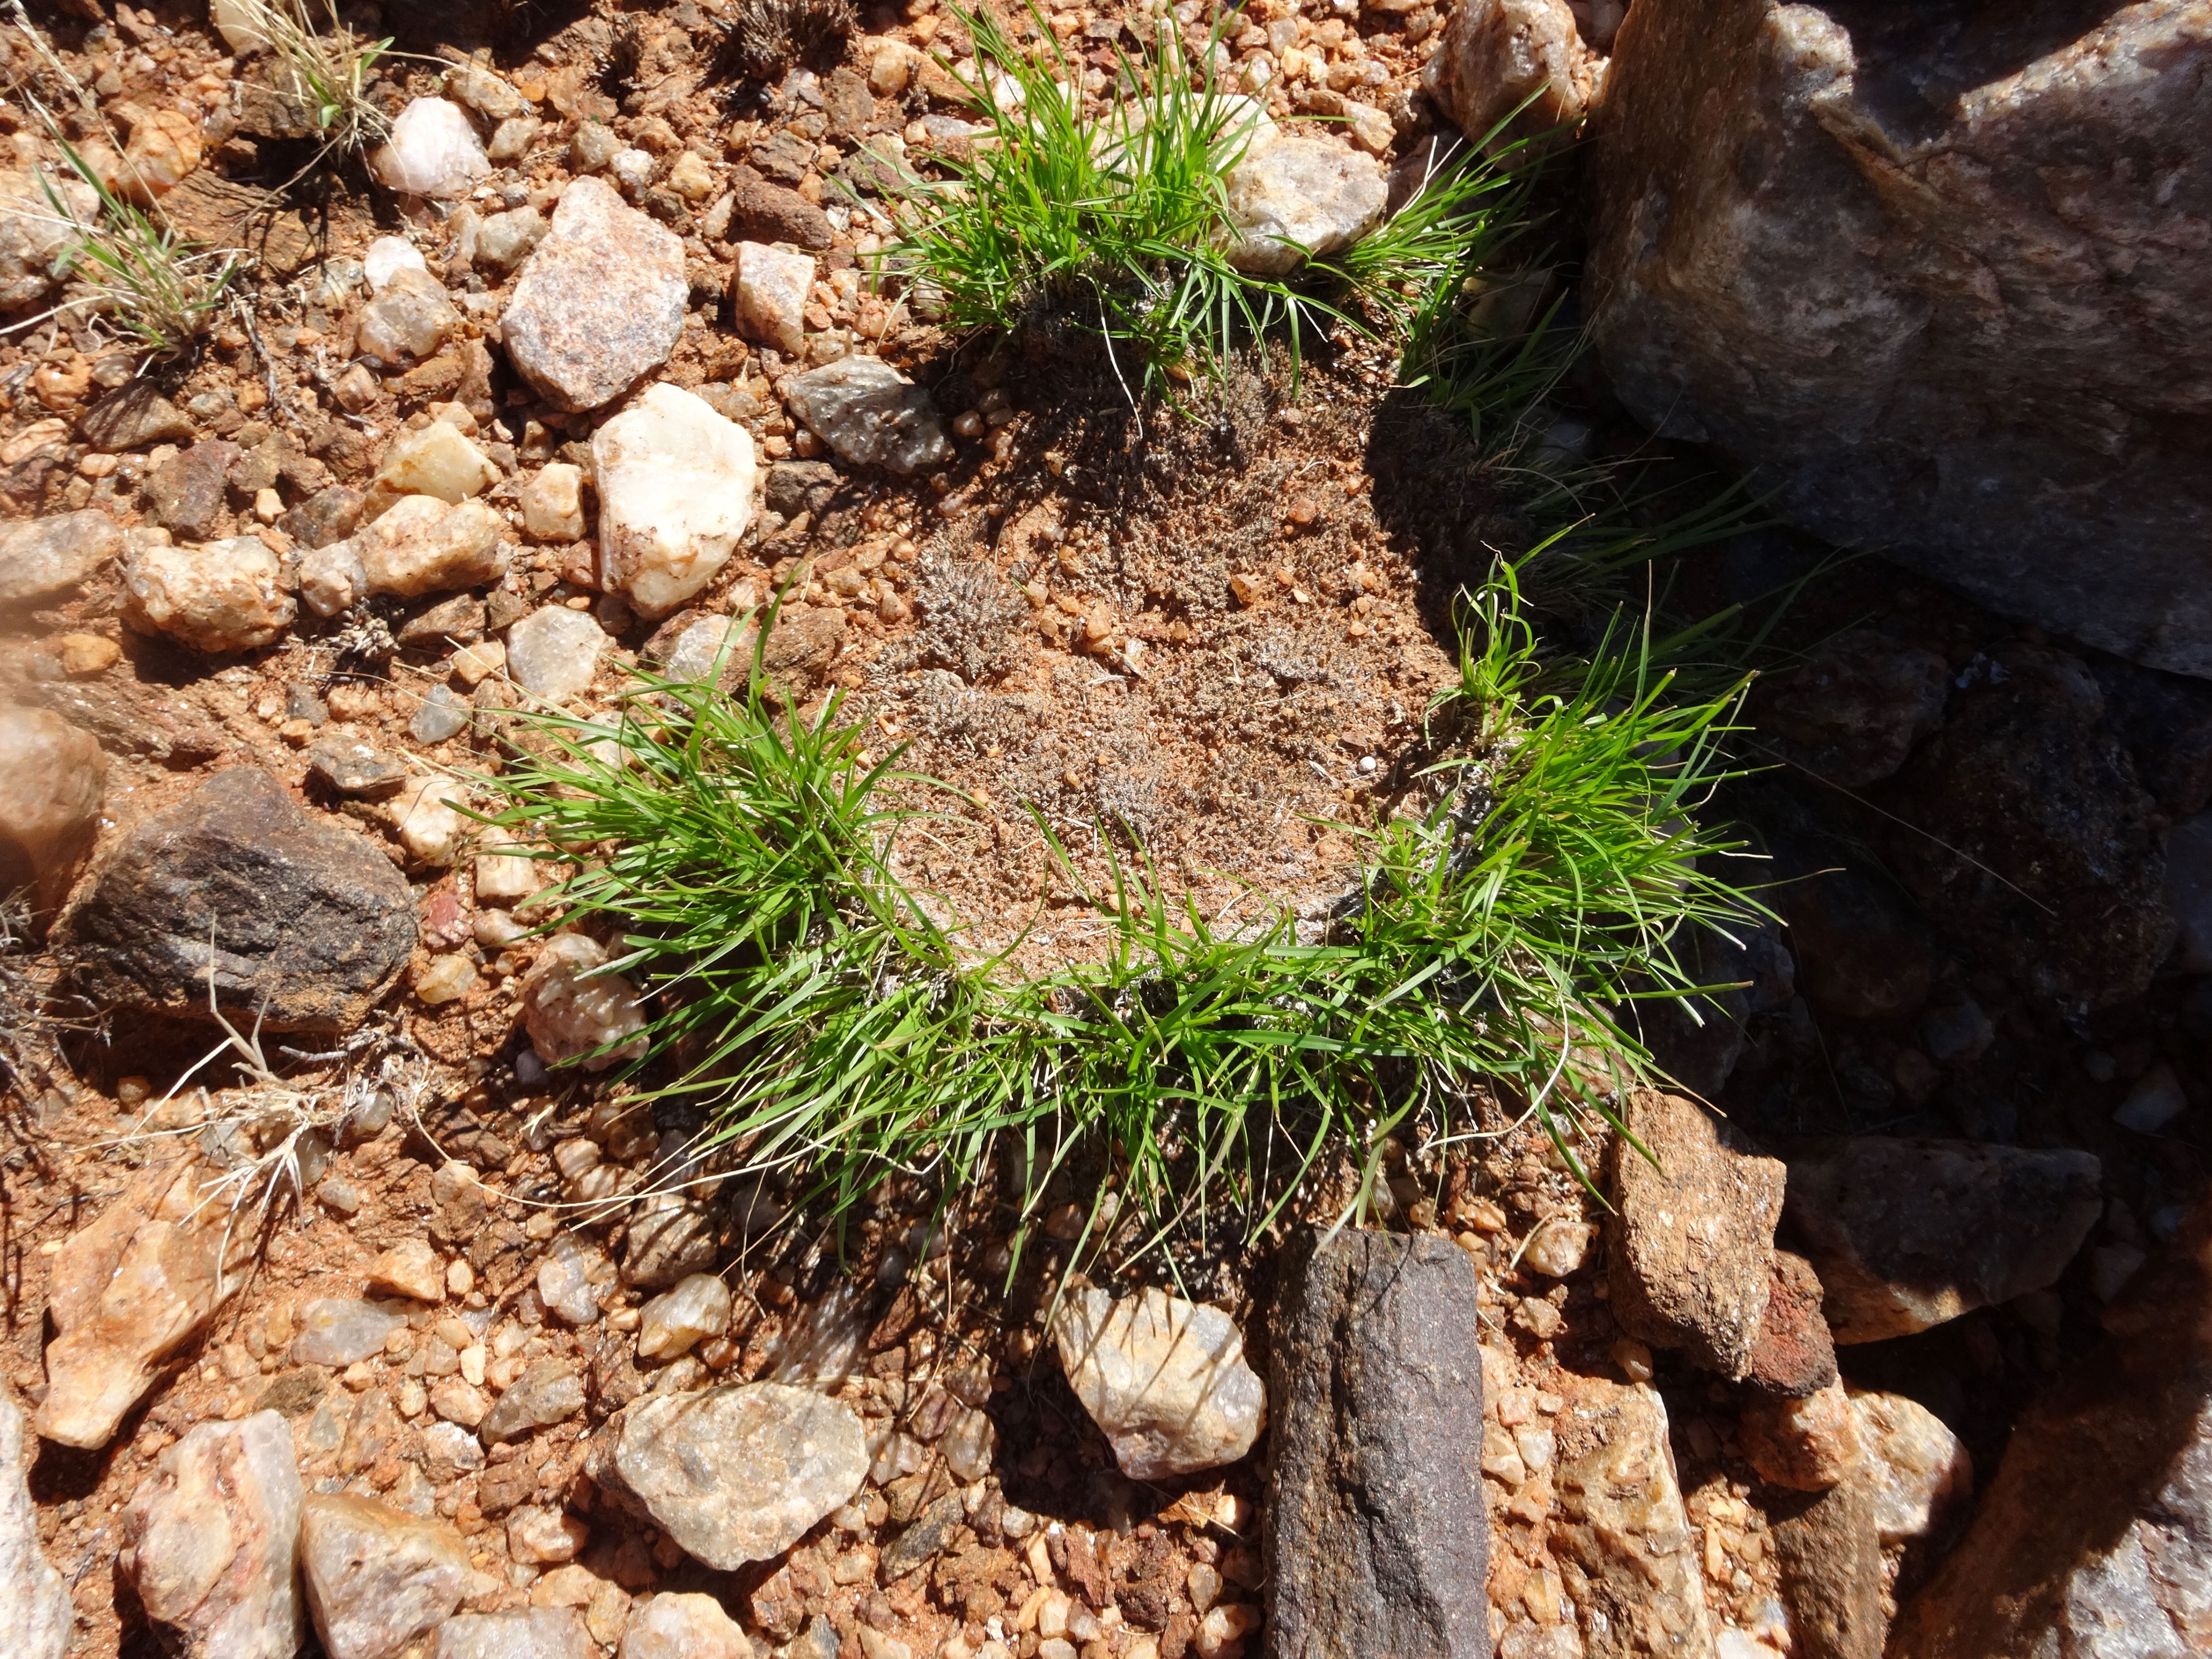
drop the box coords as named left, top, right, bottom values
left=1051, top=1286, right=1266, bottom=1480
left=118, top=1411, right=304, bottom=1659
left=1607, top=1090, right=1786, bottom=1380
left=0, top=509, right=124, bottom=604
left=504, top=605, right=608, bottom=703
left=293, top=1298, right=412, bottom=1365
left=638, top=1273, right=733, bottom=1360
left=1849, top=1387, right=1970, bottom=1594
left=1773, top=861, right=1934, bottom=1024
left=37, top=1156, right=242, bottom=1448
left=356, top=267, right=458, bottom=365
left=64, top=767, right=417, bottom=1030
left=1889, top=1198, right=2212, bottom=1659
left=503, top=177, right=687, bottom=412
left=784, top=357, right=953, bottom=476
left=1424, top=0, right=1602, bottom=153
left=79, top=383, right=195, bottom=452
left=518, top=462, right=584, bottom=542
left=1881, top=645, right=2172, bottom=1012
left=0, top=706, right=106, bottom=919
left=1582, top=0, right=2212, bottom=678
left=143, top=441, right=237, bottom=540
left=0, top=1390, right=72, bottom=1659
left=363, top=419, right=498, bottom=517
left=1769, top=1476, right=1886, bottom=1659
left=349, top=496, right=508, bottom=600
left=123, top=534, right=297, bottom=653
left=1749, top=630, right=1949, bottom=788
left=620, top=1591, right=755, bottom=1659
left=1740, top=1380, right=1862, bottom=1492
left=1550, top=1376, right=1715, bottom=1659
left=1743, top=1249, right=1838, bottom=1399
left=1265, top=1231, right=1489, bottom=1659
left=432, top=1608, right=594, bottom=1659
left=0, top=165, right=96, bottom=311
left=731, top=241, right=813, bottom=356
left=521, top=932, right=648, bottom=1069
left=1223, top=131, right=1389, bottom=276
left=368, top=97, right=489, bottom=198
left=591, top=384, right=757, bottom=619
left=300, top=1494, right=478, bottom=1659
left=591, top=1382, right=869, bottom=1569
left=479, top=1360, right=587, bottom=1442
left=1783, top=1138, right=2101, bottom=1343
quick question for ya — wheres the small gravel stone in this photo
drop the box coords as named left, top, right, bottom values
left=1050, top=1287, right=1266, bottom=1479
left=365, top=1238, right=446, bottom=1302
left=123, top=535, right=296, bottom=654
left=638, top=1273, right=733, bottom=1360
left=505, top=605, right=608, bottom=702
left=784, top=357, right=954, bottom=476
left=502, top=177, right=688, bottom=412
left=293, top=1299, right=411, bottom=1366
left=369, top=98, right=491, bottom=199
left=480, top=1360, right=586, bottom=1442
left=410, top=684, right=472, bottom=743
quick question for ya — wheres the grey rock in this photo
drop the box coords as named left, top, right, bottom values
left=1265, top=1231, right=1489, bottom=1659
left=1882, top=646, right=2173, bottom=1012
left=0, top=1390, right=72, bottom=1659
left=1583, top=0, right=2212, bottom=678
left=0, top=508, right=126, bottom=604
left=537, top=1234, right=609, bottom=1325
left=1223, top=131, right=1389, bottom=277
left=472, top=206, right=546, bottom=273
left=879, top=1490, right=965, bottom=1582
left=410, top=685, right=472, bottom=744
left=292, top=1299, right=412, bottom=1366
left=1784, top=1138, right=2102, bottom=1344
left=0, top=705, right=107, bottom=919
left=764, top=459, right=841, bottom=518
left=1424, top=0, right=1600, bottom=153
left=1550, top=1376, right=1717, bottom=1659
left=118, top=1411, right=305, bottom=1659
left=299, top=1493, right=477, bottom=1659
left=621, top=1196, right=718, bottom=1289
left=433, top=1608, right=593, bottom=1659
left=63, top=768, right=417, bottom=1031
left=504, top=605, right=608, bottom=702
left=308, top=737, right=409, bottom=798
left=143, top=440, right=239, bottom=540
left=784, top=357, right=953, bottom=476
left=1050, top=1287, right=1266, bottom=1480
left=502, top=177, right=688, bottom=412
left=79, top=382, right=197, bottom=452
left=395, top=592, right=486, bottom=648
left=278, top=486, right=366, bottom=550
left=1606, top=1089, right=1785, bottom=1380
left=479, top=1361, right=586, bottom=1442
left=591, top=1383, right=869, bottom=1569
left=1888, top=1198, right=2212, bottom=1659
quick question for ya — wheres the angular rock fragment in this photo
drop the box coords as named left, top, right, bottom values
left=1424, top=0, right=1602, bottom=152
left=1743, top=1249, right=1837, bottom=1399
left=119, top=1411, right=305, bottom=1659
left=1740, top=1380, right=1862, bottom=1492
left=368, top=97, right=491, bottom=199
left=521, top=932, right=647, bottom=1069
left=1223, top=131, right=1388, bottom=276
left=1266, top=1231, right=1489, bottom=1659
left=123, top=534, right=296, bottom=653
left=1606, top=1089, right=1785, bottom=1379
left=299, top=1494, right=478, bottom=1659
left=37, top=1157, right=243, bottom=1449
left=63, top=768, right=416, bottom=1030
left=502, top=178, right=688, bottom=412
left=1769, top=1476, right=1887, bottom=1659
left=504, top=605, right=608, bottom=703
left=731, top=241, right=814, bottom=356
left=479, top=1360, right=586, bottom=1442
left=591, top=383, right=758, bottom=619
left=638, top=1273, right=733, bottom=1360
left=292, top=1299, right=412, bottom=1366
left=590, top=1382, right=869, bottom=1569
left=349, top=496, right=508, bottom=600
left=0, top=508, right=124, bottom=604
left=784, top=356, right=953, bottom=476
left=1050, top=1286, right=1265, bottom=1480
left=0, top=1390, right=72, bottom=1659
left=1782, top=1138, right=2101, bottom=1343
left=620, top=1591, right=755, bottom=1659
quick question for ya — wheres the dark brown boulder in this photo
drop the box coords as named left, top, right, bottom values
left=63, top=767, right=416, bottom=1030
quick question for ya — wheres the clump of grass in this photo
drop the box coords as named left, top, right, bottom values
left=879, top=4, right=1531, bottom=395
left=17, top=138, right=240, bottom=360
left=482, top=568, right=1762, bottom=1265
left=221, top=0, right=394, bottom=167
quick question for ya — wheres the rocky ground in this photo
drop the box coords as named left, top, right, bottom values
left=2, top=0, right=2210, bottom=1656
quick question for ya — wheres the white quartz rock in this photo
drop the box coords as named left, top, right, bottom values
left=123, top=535, right=296, bottom=653
left=369, top=99, right=491, bottom=200
left=523, top=932, right=648, bottom=1070
left=366, top=421, right=498, bottom=516
left=1222, top=130, right=1388, bottom=276
left=591, top=384, right=757, bottom=620
left=504, top=604, right=608, bottom=703
left=363, top=235, right=430, bottom=292
left=731, top=242, right=814, bottom=357
left=353, top=496, right=508, bottom=598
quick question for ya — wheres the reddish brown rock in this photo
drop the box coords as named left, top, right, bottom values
left=1744, top=1249, right=1838, bottom=1399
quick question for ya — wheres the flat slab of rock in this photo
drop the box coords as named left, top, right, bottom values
left=784, top=356, right=953, bottom=476
left=62, top=768, right=417, bottom=1031
left=502, top=177, right=687, bottom=412
left=299, top=1493, right=478, bottom=1659
left=1265, top=1231, right=1489, bottom=1659
left=38, top=1157, right=240, bottom=1450
left=1550, top=1376, right=1716, bottom=1659
left=0, top=508, right=124, bottom=604
left=1782, top=1137, right=2101, bottom=1343
left=592, top=1382, right=868, bottom=1570
left=1051, top=1286, right=1266, bottom=1480
left=1606, top=1089, right=1786, bottom=1380
left=119, top=1410, right=304, bottom=1659
left=0, top=1390, right=72, bottom=1659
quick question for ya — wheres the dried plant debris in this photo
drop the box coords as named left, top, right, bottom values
left=908, top=557, right=1031, bottom=685
left=716, top=0, right=856, bottom=81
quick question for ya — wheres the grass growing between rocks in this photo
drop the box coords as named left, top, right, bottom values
left=878, top=4, right=1530, bottom=396
left=482, top=565, right=1761, bottom=1263
left=219, top=0, right=395, bottom=174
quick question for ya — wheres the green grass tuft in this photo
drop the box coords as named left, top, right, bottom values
left=482, top=568, right=1764, bottom=1265
left=876, top=3, right=1532, bottom=396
